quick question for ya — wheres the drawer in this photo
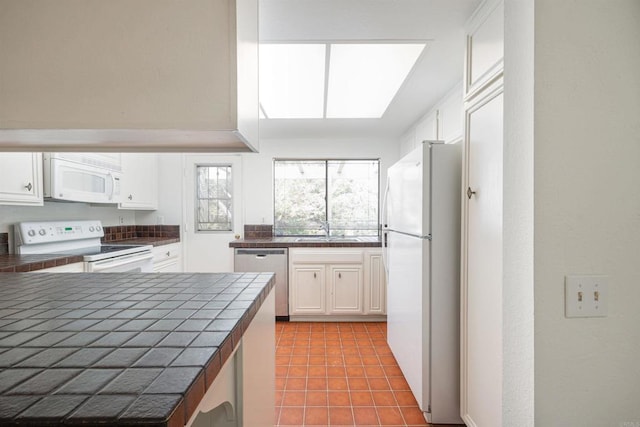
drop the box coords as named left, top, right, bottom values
left=152, top=242, right=182, bottom=263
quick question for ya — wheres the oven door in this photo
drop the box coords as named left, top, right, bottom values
left=85, top=252, right=153, bottom=273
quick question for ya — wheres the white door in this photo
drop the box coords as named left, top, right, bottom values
left=462, top=86, right=504, bottom=427
left=386, top=230, right=429, bottom=412
left=183, top=155, right=242, bottom=273
left=386, top=144, right=429, bottom=236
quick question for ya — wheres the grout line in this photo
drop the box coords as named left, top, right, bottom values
left=277, top=321, right=420, bottom=427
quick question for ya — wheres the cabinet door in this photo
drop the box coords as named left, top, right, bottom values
left=119, top=153, right=158, bottom=210
left=290, top=265, right=325, bottom=314
left=462, top=85, right=504, bottom=427
left=0, top=153, right=43, bottom=206
left=416, top=110, right=438, bottom=143
left=329, top=265, right=363, bottom=314
left=365, top=251, right=386, bottom=315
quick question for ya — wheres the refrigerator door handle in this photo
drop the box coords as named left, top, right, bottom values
left=381, top=176, right=391, bottom=276
left=382, top=175, right=390, bottom=230
left=382, top=231, right=389, bottom=277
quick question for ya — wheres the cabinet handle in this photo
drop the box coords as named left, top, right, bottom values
left=339, top=272, right=342, bottom=279
left=166, top=251, right=170, bottom=257
left=128, top=194, right=133, bottom=200
left=25, top=182, right=32, bottom=191
left=467, top=187, right=476, bottom=199
left=313, top=272, right=316, bottom=278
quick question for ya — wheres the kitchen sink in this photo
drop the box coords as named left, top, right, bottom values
left=295, top=237, right=362, bottom=242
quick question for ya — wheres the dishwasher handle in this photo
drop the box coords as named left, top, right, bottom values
left=235, top=249, right=287, bottom=256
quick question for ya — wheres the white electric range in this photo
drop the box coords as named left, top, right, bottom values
left=14, top=220, right=153, bottom=272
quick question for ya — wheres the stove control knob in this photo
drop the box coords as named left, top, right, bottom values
left=28, top=229, right=36, bottom=237
left=39, top=229, right=47, bottom=236
left=89, top=226, right=95, bottom=232
left=96, top=226, right=102, bottom=231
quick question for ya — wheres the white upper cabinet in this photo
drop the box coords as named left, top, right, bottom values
left=0, top=0, right=258, bottom=152
left=119, top=154, right=158, bottom=211
left=438, top=86, right=464, bottom=143
left=464, top=0, right=504, bottom=99
left=0, top=153, right=43, bottom=206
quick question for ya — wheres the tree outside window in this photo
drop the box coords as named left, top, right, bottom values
left=274, top=159, right=379, bottom=236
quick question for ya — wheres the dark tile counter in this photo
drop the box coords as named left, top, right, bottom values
left=108, top=237, right=181, bottom=247
left=0, top=254, right=85, bottom=273
left=229, top=236, right=382, bottom=248
left=0, top=237, right=179, bottom=272
left=0, top=272, right=275, bottom=427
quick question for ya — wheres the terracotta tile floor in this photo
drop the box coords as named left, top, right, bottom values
left=275, top=321, right=430, bottom=427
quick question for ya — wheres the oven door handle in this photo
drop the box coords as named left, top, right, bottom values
left=89, top=252, right=154, bottom=272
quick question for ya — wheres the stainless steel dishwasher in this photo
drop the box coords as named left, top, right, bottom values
left=234, top=248, right=288, bottom=320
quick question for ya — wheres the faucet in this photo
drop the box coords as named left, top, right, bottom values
left=319, top=221, right=330, bottom=238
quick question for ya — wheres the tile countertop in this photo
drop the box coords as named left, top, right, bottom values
left=0, top=238, right=179, bottom=273
left=0, top=272, right=275, bottom=427
left=228, top=236, right=382, bottom=248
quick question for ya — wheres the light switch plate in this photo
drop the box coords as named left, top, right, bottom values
left=565, top=275, right=608, bottom=318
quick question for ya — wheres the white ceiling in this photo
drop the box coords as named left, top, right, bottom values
left=258, top=0, right=481, bottom=140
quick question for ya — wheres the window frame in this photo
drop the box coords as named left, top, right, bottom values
left=194, top=163, right=234, bottom=233
left=272, top=158, right=381, bottom=237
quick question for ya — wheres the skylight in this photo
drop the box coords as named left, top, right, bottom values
left=259, top=42, right=426, bottom=119
left=259, top=44, right=326, bottom=119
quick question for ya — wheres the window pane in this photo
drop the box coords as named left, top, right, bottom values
left=196, top=165, right=232, bottom=232
left=260, top=44, right=326, bottom=118
left=328, top=160, right=379, bottom=236
left=274, top=161, right=326, bottom=235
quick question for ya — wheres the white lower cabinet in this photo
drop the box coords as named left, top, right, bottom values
left=364, top=249, right=386, bottom=315
left=291, top=265, right=326, bottom=314
left=0, top=153, right=43, bottom=206
left=289, top=248, right=385, bottom=320
left=152, top=242, right=183, bottom=272
left=329, top=265, right=363, bottom=314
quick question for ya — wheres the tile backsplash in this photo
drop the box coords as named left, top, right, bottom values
left=102, top=225, right=180, bottom=242
left=244, top=224, right=273, bottom=239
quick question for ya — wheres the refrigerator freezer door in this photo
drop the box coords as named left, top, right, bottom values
left=386, top=143, right=430, bottom=237
left=386, top=231, right=430, bottom=412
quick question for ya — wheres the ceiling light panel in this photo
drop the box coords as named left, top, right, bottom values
left=259, top=44, right=326, bottom=119
left=326, top=43, right=426, bottom=118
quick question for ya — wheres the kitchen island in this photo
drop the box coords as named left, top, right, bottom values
left=0, top=272, right=275, bottom=426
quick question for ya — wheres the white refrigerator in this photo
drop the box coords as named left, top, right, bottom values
left=383, top=141, right=462, bottom=424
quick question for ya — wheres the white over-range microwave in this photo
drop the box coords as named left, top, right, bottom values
left=43, top=153, right=123, bottom=204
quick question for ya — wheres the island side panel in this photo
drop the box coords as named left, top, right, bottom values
left=239, top=288, right=275, bottom=426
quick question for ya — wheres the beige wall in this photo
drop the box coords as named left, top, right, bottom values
left=0, top=0, right=238, bottom=130
left=534, top=0, right=640, bottom=425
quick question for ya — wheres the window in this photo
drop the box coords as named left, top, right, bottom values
left=274, top=159, right=379, bottom=236
left=196, top=165, right=233, bottom=232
